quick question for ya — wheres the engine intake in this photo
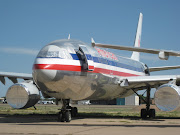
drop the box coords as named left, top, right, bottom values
left=6, top=81, right=40, bottom=109
left=155, top=84, right=180, bottom=111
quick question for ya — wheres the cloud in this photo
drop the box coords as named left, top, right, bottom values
left=0, top=47, right=39, bottom=56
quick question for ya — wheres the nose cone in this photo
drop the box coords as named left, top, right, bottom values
left=32, top=44, right=61, bottom=83
left=33, top=64, right=57, bottom=83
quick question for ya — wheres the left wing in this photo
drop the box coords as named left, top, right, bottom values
left=0, top=72, right=32, bottom=85
left=149, top=65, right=180, bottom=72
left=118, top=75, right=180, bottom=91
left=91, top=39, right=180, bottom=60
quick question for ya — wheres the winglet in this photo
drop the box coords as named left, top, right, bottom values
left=131, top=13, right=143, bottom=61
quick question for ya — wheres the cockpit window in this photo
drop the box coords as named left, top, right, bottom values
left=37, top=45, right=72, bottom=59
left=38, top=51, right=59, bottom=58
left=59, top=49, right=72, bottom=59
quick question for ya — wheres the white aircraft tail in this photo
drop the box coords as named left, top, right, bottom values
left=131, top=13, right=143, bottom=61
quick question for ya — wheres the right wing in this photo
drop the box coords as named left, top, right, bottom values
left=91, top=40, right=180, bottom=60
left=0, top=72, right=32, bottom=85
left=119, top=75, right=180, bottom=92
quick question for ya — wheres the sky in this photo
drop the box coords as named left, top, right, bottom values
left=0, top=0, right=180, bottom=97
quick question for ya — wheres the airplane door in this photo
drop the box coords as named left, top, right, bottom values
left=79, top=45, right=94, bottom=71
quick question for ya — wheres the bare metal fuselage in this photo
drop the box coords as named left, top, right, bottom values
left=33, top=39, right=146, bottom=100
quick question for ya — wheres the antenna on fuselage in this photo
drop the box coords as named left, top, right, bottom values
left=68, top=34, right=70, bottom=40
left=91, top=38, right=95, bottom=47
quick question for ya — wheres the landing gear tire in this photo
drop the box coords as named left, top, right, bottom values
left=149, top=109, right=156, bottom=118
left=58, top=111, right=71, bottom=122
left=71, top=107, right=78, bottom=117
left=65, top=111, right=71, bottom=122
left=57, top=99, right=78, bottom=122
left=58, top=112, right=65, bottom=122
left=139, top=86, right=156, bottom=119
left=141, top=109, right=147, bottom=119
left=141, top=109, right=156, bottom=119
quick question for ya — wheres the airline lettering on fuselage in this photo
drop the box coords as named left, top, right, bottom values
left=95, top=47, right=118, bottom=61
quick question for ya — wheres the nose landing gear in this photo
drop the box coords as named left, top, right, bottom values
left=58, top=99, right=78, bottom=122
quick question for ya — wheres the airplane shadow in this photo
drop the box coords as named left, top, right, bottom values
left=19, top=123, right=180, bottom=128
left=0, top=112, right=180, bottom=128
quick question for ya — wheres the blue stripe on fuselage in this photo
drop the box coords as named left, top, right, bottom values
left=70, top=53, right=143, bottom=72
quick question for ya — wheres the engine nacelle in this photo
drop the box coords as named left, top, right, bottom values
left=154, top=84, right=180, bottom=111
left=158, top=51, right=169, bottom=60
left=6, top=81, right=40, bottom=109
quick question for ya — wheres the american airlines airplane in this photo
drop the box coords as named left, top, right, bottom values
left=1, top=13, right=180, bottom=122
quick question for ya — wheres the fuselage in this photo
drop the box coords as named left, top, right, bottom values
left=33, top=39, right=147, bottom=100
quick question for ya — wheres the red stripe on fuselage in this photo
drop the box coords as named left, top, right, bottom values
left=33, top=64, right=139, bottom=77
left=33, top=64, right=81, bottom=71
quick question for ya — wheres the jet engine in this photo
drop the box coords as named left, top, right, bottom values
left=6, top=81, right=40, bottom=109
left=154, top=83, right=180, bottom=111
left=158, top=51, right=169, bottom=60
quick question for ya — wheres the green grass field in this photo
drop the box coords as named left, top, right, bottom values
left=0, top=104, right=180, bottom=118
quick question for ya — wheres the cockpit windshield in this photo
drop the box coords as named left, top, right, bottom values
left=38, top=51, right=59, bottom=58
left=37, top=45, right=72, bottom=59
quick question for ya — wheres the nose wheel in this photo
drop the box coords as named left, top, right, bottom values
left=58, top=99, right=78, bottom=122
left=58, top=110, right=72, bottom=122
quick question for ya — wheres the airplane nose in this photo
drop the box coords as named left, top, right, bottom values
left=32, top=44, right=62, bottom=83
left=33, top=64, right=57, bottom=82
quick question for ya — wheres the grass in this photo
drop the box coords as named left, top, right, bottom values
left=0, top=104, right=180, bottom=118
left=0, top=104, right=59, bottom=115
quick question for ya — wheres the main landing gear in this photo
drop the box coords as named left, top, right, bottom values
left=133, top=86, right=156, bottom=119
left=141, top=86, right=156, bottom=119
left=58, top=99, right=78, bottom=122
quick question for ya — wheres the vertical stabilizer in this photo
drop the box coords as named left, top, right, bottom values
left=131, top=13, right=143, bottom=61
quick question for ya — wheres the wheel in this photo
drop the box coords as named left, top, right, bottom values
left=149, top=109, right=156, bottom=118
left=65, top=111, right=71, bottom=122
left=74, top=107, right=78, bottom=116
left=71, top=107, right=78, bottom=117
left=141, top=109, right=147, bottom=119
left=58, top=112, right=65, bottom=122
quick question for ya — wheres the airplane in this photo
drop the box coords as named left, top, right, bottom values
left=1, top=13, right=180, bottom=122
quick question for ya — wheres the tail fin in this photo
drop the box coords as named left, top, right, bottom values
left=131, top=13, right=143, bottom=61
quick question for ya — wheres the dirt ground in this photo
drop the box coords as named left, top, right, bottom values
left=0, top=111, right=180, bottom=135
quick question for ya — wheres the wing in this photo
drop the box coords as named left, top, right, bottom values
left=91, top=40, right=180, bottom=60
left=0, top=71, right=32, bottom=85
left=149, top=65, right=180, bottom=72
left=118, top=75, right=180, bottom=91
